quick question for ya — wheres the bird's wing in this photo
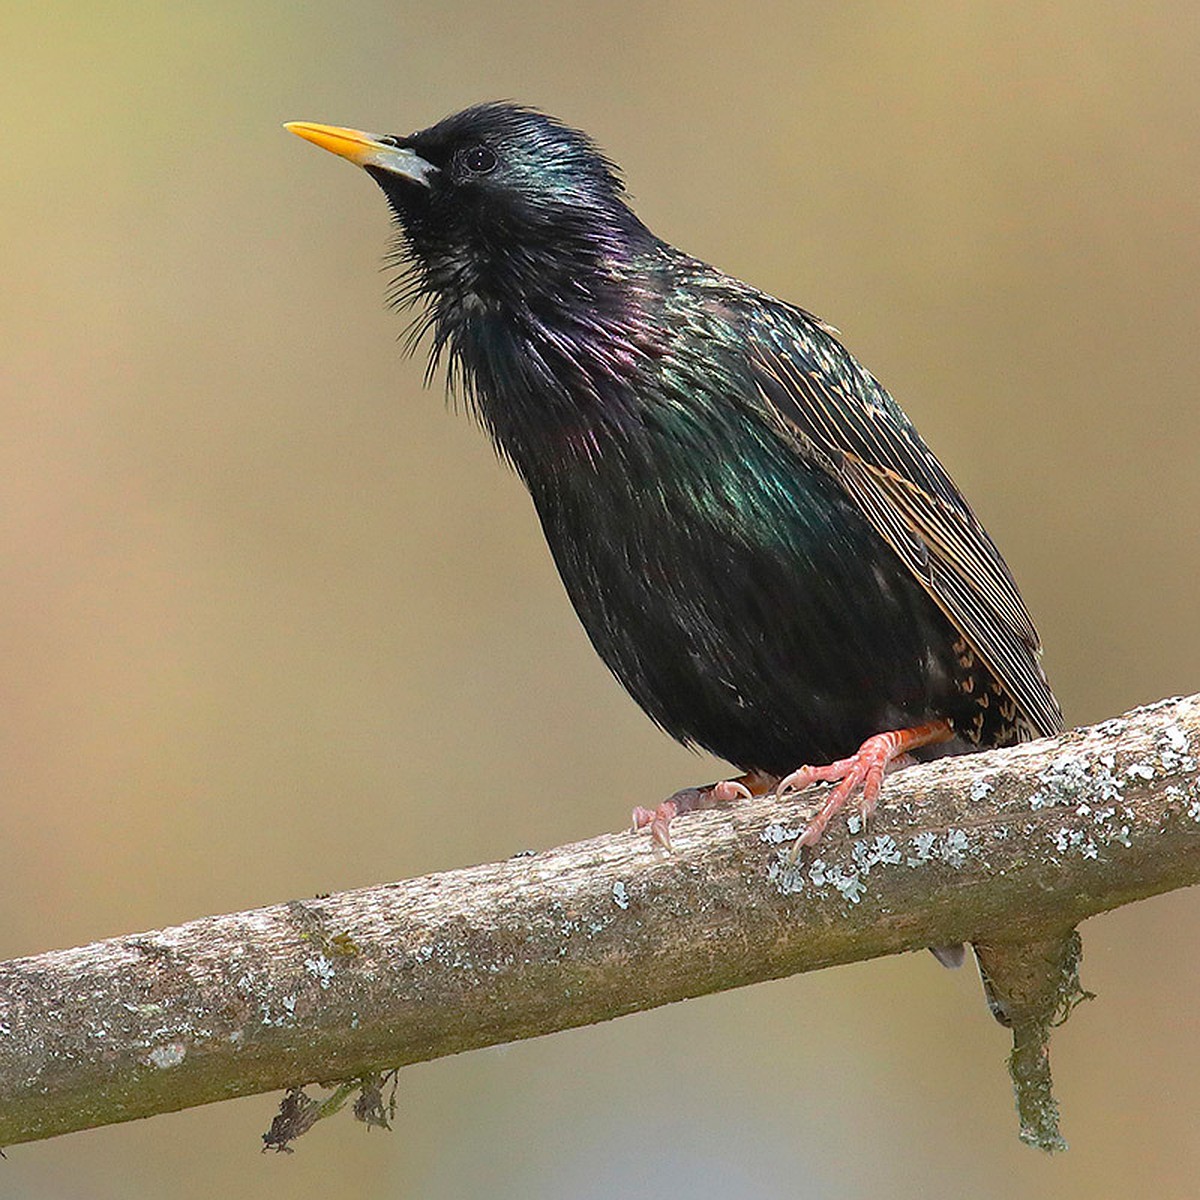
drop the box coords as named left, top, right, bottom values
left=747, top=301, right=1062, bottom=738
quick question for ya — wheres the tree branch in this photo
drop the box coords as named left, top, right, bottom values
left=3, top=695, right=1199, bottom=1150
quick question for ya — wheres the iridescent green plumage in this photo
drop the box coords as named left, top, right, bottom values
left=294, top=103, right=1062, bottom=799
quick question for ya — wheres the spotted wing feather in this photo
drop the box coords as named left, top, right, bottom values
left=748, top=301, right=1062, bottom=740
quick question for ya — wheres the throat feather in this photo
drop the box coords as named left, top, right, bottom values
left=441, top=288, right=660, bottom=472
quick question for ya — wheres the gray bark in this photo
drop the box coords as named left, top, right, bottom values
left=2, top=694, right=1198, bottom=1149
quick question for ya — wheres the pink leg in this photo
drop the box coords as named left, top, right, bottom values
left=632, top=770, right=776, bottom=851
left=778, top=720, right=953, bottom=861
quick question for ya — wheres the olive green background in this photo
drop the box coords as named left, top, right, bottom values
left=4, top=2, right=1198, bottom=1196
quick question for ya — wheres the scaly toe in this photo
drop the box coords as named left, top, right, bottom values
left=776, top=755, right=858, bottom=796
left=788, top=821, right=824, bottom=860
left=649, top=800, right=677, bottom=850
left=633, top=771, right=772, bottom=852
left=630, top=806, right=656, bottom=833
left=630, top=800, right=678, bottom=849
left=778, top=723, right=954, bottom=859
left=631, top=801, right=678, bottom=849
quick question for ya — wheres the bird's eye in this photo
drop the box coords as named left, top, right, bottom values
left=463, top=145, right=498, bottom=174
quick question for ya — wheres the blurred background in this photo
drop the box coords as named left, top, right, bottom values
left=3, top=1, right=1198, bottom=1196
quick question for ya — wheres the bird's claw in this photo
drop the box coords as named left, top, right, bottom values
left=710, top=778, right=753, bottom=802
left=777, top=722, right=952, bottom=861
left=631, top=800, right=678, bottom=850
left=631, top=771, right=770, bottom=851
left=784, top=768, right=876, bottom=862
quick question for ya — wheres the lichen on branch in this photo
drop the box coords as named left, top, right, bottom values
left=1, top=695, right=1198, bottom=1151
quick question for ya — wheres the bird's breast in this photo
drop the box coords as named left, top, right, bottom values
left=509, top=397, right=985, bottom=773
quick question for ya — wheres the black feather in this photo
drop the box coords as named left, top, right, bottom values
left=318, top=103, right=1062, bottom=778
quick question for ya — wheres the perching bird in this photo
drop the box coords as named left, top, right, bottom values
left=286, top=103, right=1062, bottom=862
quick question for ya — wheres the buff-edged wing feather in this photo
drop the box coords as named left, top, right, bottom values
left=747, top=300, right=1063, bottom=741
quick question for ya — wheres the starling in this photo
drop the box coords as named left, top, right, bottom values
left=286, top=104, right=1062, bottom=859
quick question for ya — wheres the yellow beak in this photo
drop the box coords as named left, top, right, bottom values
left=285, top=121, right=436, bottom=185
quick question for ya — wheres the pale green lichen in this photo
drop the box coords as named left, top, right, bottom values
left=760, top=822, right=803, bottom=846
left=1156, top=723, right=1194, bottom=773
left=259, top=995, right=297, bottom=1028
left=941, top=829, right=970, bottom=868
left=304, top=955, right=335, bottom=990
left=969, top=777, right=994, bottom=802
left=147, top=1042, right=186, bottom=1070
left=768, top=826, right=980, bottom=902
left=907, top=831, right=938, bottom=865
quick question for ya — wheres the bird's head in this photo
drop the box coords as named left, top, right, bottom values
left=287, top=103, right=649, bottom=315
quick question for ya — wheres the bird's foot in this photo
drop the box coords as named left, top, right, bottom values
left=632, top=770, right=776, bottom=851
left=777, top=720, right=953, bottom=861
